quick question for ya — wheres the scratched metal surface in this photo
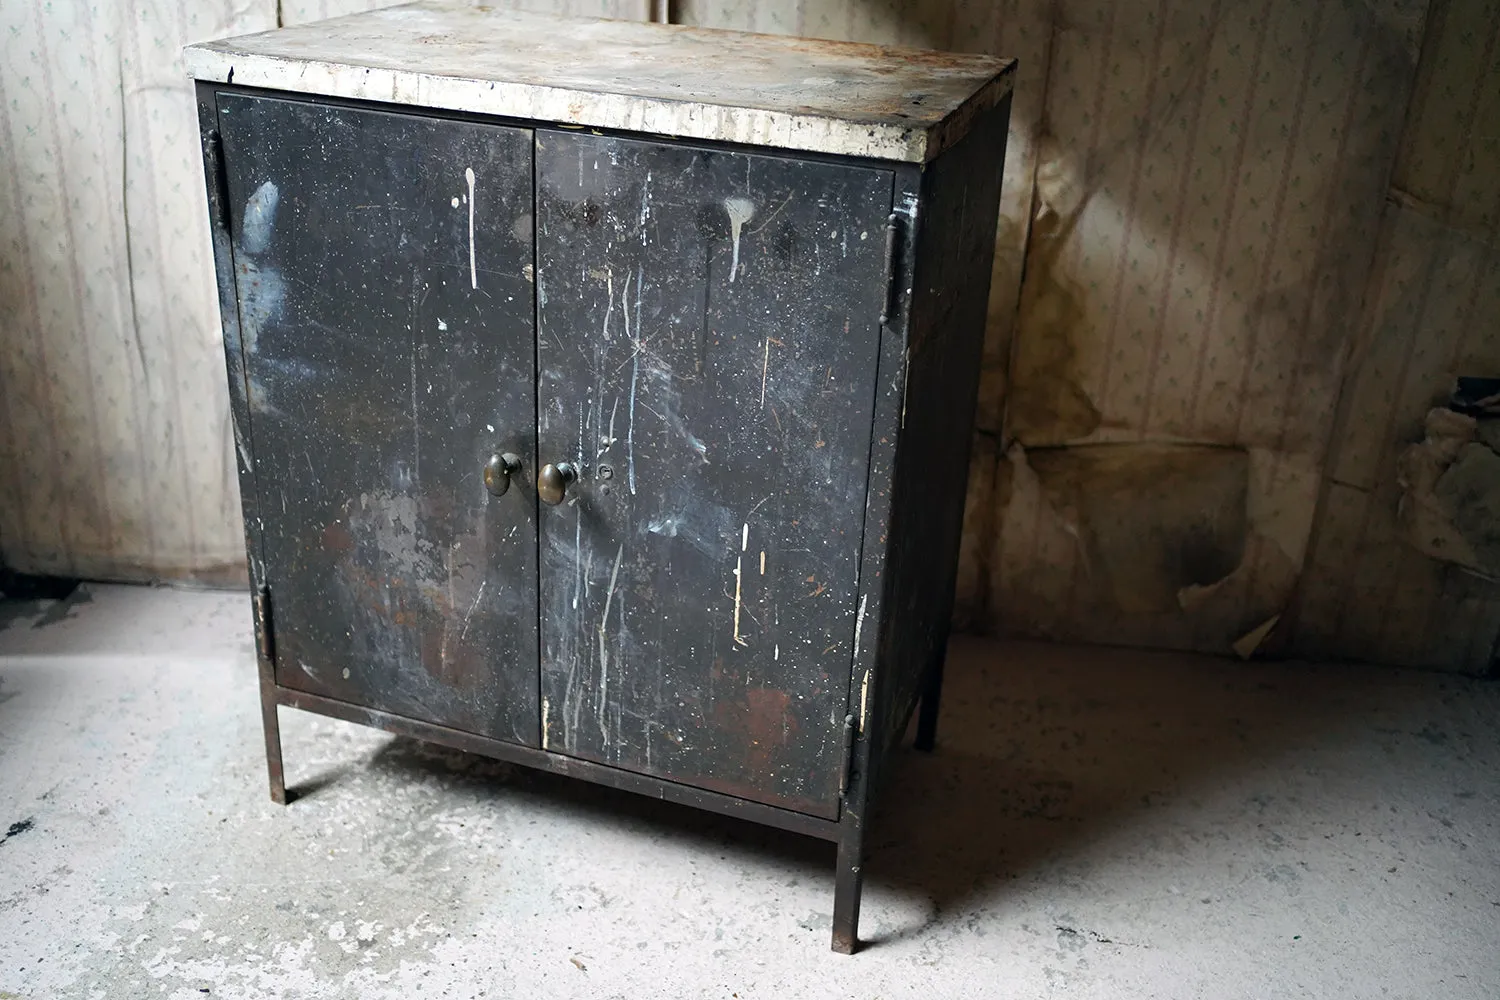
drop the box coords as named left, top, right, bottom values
left=215, top=93, right=541, bottom=745
left=534, top=130, right=893, bottom=818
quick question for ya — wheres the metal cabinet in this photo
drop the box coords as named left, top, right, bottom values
left=189, top=2, right=1013, bottom=953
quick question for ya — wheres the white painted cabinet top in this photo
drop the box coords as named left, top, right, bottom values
left=183, top=1, right=1014, bottom=163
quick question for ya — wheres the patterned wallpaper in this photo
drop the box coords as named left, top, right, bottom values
left=682, top=0, right=1496, bottom=673
left=984, top=0, right=1424, bottom=654
left=0, top=0, right=645, bottom=585
left=0, top=0, right=272, bottom=584
left=1, top=1, right=1494, bottom=670
left=1291, top=0, right=1500, bottom=672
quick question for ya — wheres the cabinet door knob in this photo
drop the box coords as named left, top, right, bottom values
left=484, top=453, right=522, bottom=497
left=537, top=462, right=577, bottom=505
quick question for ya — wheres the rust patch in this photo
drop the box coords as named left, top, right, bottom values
left=712, top=686, right=798, bottom=780
left=746, top=687, right=796, bottom=776
left=321, top=519, right=354, bottom=555
left=746, top=687, right=795, bottom=743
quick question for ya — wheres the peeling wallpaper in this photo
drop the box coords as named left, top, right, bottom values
left=987, top=0, right=1422, bottom=655
left=1, top=0, right=1494, bottom=671
left=1290, top=0, right=1500, bottom=672
left=684, top=0, right=1493, bottom=673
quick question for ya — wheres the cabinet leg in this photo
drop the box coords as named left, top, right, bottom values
left=831, top=830, right=864, bottom=954
left=913, top=644, right=946, bottom=752
left=261, top=689, right=287, bottom=805
left=253, top=587, right=286, bottom=805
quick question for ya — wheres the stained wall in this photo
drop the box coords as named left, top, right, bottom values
left=2, top=0, right=1495, bottom=672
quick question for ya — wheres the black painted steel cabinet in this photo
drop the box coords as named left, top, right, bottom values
left=189, top=3, right=1013, bottom=953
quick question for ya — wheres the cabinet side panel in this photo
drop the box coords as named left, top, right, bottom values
left=874, top=96, right=1013, bottom=772
left=196, top=84, right=265, bottom=588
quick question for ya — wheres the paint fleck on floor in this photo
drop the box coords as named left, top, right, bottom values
left=1, top=585, right=1496, bottom=997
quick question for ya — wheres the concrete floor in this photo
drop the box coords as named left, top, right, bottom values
left=0, top=585, right=1496, bottom=998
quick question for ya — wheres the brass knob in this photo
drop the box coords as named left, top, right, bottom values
left=537, top=462, right=577, bottom=505
left=484, top=453, right=522, bottom=497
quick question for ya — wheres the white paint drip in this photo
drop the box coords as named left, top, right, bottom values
left=451, top=196, right=460, bottom=208
left=437, top=318, right=448, bottom=331
left=602, top=269, right=614, bottom=341
left=639, top=170, right=652, bottom=245
left=760, top=336, right=771, bottom=408
left=541, top=696, right=550, bottom=749
left=465, top=166, right=477, bottom=289
left=859, top=669, right=870, bottom=732
left=409, top=280, right=421, bottom=484
left=723, top=195, right=755, bottom=283
left=760, top=550, right=766, bottom=575
left=852, top=592, right=869, bottom=663
left=732, top=523, right=750, bottom=648
left=460, top=580, right=486, bottom=640
left=901, top=346, right=911, bottom=429
left=572, top=502, right=583, bottom=611
left=598, top=544, right=625, bottom=741
left=626, top=265, right=643, bottom=494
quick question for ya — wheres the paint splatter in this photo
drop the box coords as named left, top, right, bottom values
left=598, top=544, right=625, bottom=741
left=240, top=180, right=279, bottom=254
left=723, top=196, right=755, bottom=283
left=465, top=167, right=477, bottom=289
left=732, top=523, right=750, bottom=647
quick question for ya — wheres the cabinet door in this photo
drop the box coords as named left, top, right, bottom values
left=217, top=95, right=540, bottom=746
left=535, top=132, right=892, bottom=817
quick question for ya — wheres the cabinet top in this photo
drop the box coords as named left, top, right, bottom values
left=183, top=1, right=1014, bottom=163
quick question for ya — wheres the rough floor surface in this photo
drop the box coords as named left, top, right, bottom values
left=1, top=585, right=1496, bottom=998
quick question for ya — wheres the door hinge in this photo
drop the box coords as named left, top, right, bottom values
left=253, top=584, right=276, bottom=670
left=204, top=128, right=232, bottom=233
left=838, top=713, right=858, bottom=798
left=878, top=213, right=901, bottom=326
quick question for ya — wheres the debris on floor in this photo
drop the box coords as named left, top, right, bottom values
left=1, top=586, right=1497, bottom=997
left=1398, top=376, right=1500, bottom=578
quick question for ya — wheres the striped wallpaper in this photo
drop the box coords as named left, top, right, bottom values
left=1, top=0, right=1494, bottom=671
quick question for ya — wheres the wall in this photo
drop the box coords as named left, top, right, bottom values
left=0, top=1, right=268, bottom=583
left=677, top=0, right=1497, bottom=673
left=1289, top=0, right=1500, bottom=671
left=1, top=1, right=1495, bottom=672
left=0, top=0, right=647, bottom=585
